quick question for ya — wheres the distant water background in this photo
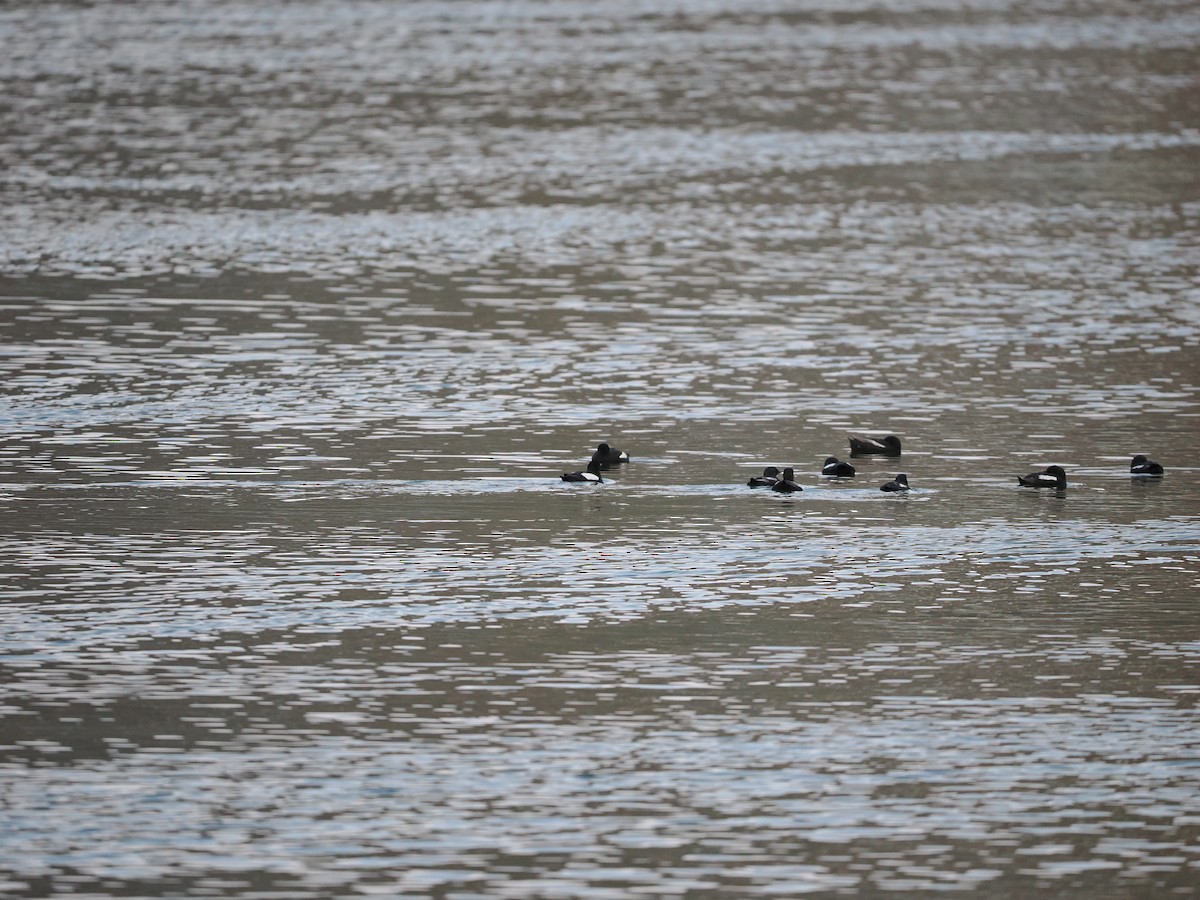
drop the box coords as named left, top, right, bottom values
left=2, top=1, right=1199, bottom=896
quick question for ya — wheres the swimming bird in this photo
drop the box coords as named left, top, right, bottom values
left=1130, top=454, right=1164, bottom=477
left=822, top=456, right=856, bottom=477
left=561, top=459, right=604, bottom=483
left=747, top=466, right=781, bottom=487
left=848, top=434, right=902, bottom=457
left=593, top=442, right=629, bottom=468
left=880, top=473, right=909, bottom=492
left=771, top=467, right=803, bottom=493
left=1018, top=465, right=1067, bottom=489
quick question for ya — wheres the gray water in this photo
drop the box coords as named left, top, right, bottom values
left=2, top=1, right=1200, bottom=897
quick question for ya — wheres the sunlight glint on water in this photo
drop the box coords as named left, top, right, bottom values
left=1, top=0, right=1199, bottom=896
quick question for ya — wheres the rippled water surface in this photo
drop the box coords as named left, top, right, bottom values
left=2, top=1, right=1199, bottom=897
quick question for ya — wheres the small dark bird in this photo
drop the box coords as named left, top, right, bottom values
left=1018, top=465, right=1067, bottom=489
left=880, top=473, right=909, bottom=492
left=771, top=467, right=803, bottom=493
left=822, top=456, right=856, bottom=477
left=593, top=442, right=629, bottom=468
left=1129, top=454, right=1164, bottom=477
left=849, top=434, right=902, bottom=457
left=747, top=466, right=781, bottom=488
left=561, top=459, right=604, bottom=483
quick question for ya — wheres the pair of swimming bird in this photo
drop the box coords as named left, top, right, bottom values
left=743, top=455, right=860, bottom=482
left=560, top=442, right=628, bottom=483
left=1017, top=454, right=1166, bottom=488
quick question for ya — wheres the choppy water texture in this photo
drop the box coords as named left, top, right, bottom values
left=2, top=0, right=1200, bottom=897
